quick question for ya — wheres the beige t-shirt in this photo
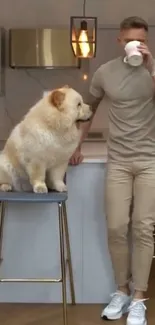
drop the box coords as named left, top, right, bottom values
left=89, top=56, right=155, bottom=162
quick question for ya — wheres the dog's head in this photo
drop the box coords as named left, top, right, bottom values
left=47, top=85, right=92, bottom=126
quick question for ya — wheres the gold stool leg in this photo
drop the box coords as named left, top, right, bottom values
left=58, top=202, right=68, bottom=325
left=0, top=202, right=5, bottom=264
left=62, top=202, right=75, bottom=305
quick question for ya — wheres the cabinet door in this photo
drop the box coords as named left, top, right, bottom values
left=68, top=163, right=115, bottom=303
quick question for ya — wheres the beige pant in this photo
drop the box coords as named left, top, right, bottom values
left=105, top=161, right=155, bottom=292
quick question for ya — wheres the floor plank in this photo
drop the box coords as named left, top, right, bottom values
left=0, top=260, right=155, bottom=325
left=0, top=302, right=154, bottom=325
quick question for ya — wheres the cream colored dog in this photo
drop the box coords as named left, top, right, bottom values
left=0, top=86, right=92, bottom=193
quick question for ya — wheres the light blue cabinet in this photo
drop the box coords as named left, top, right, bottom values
left=0, top=163, right=115, bottom=303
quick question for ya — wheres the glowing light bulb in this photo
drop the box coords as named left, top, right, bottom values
left=83, top=74, right=88, bottom=80
left=78, top=29, right=90, bottom=58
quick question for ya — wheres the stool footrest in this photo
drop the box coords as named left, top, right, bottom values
left=0, top=278, right=62, bottom=283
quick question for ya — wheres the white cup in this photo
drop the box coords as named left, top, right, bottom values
left=124, top=40, right=143, bottom=66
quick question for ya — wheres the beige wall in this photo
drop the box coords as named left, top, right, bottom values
left=0, top=0, right=155, bottom=141
left=1, top=0, right=155, bottom=28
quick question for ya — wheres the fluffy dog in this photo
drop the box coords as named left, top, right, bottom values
left=0, top=86, right=92, bottom=193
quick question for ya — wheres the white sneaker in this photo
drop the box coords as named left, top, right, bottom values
left=127, top=299, right=148, bottom=325
left=101, top=291, right=132, bottom=320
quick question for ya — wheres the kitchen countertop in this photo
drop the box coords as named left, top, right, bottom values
left=81, top=142, right=107, bottom=163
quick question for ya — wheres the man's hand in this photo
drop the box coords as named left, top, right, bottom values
left=69, top=147, right=84, bottom=165
left=138, top=43, right=155, bottom=75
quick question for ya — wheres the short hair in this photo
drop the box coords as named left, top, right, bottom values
left=120, top=16, right=148, bottom=32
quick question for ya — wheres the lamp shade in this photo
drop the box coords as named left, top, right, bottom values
left=70, top=16, right=97, bottom=58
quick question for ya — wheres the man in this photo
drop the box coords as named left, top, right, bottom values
left=70, top=16, right=155, bottom=325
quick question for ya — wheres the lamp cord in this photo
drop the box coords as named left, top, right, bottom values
left=83, top=0, right=86, bottom=16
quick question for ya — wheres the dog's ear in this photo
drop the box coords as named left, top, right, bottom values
left=49, top=90, right=65, bottom=111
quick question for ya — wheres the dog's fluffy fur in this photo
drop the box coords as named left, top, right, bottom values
left=0, top=86, right=92, bottom=193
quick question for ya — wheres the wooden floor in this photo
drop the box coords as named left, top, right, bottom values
left=0, top=261, right=155, bottom=325
left=0, top=301, right=155, bottom=325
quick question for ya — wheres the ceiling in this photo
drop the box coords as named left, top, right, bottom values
left=0, top=0, right=155, bottom=28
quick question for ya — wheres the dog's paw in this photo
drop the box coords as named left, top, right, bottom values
left=33, top=182, right=48, bottom=194
left=0, top=184, right=12, bottom=192
left=53, top=181, right=67, bottom=192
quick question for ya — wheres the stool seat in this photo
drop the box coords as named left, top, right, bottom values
left=0, top=190, right=68, bottom=202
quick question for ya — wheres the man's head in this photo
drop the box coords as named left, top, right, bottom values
left=118, top=16, right=148, bottom=48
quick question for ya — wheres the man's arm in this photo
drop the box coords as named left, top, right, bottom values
left=69, top=95, right=102, bottom=165
left=138, top=44, right=155, bottom=88
left=152, top=75, right=155, bottom=87
left=69, top=66, right=104, bottom=165
left=69, top=95, right=103, bottom=165
left=77, top=94, right=102, bottom=150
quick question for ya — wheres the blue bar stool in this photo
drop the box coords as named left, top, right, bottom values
left=0, top=190, right=76, bottom=325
